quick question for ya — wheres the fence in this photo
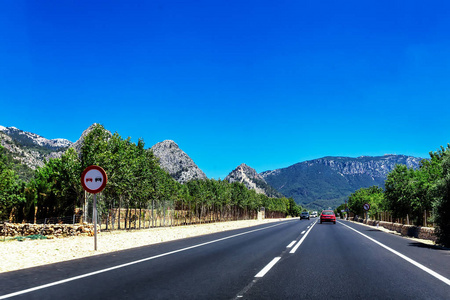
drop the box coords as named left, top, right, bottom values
left=358, top=210, right=435, bottom=227
left=35, top=215, right=83, bottom=225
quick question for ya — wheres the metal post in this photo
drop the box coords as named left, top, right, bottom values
left=94, top=193, right=97, bottom=251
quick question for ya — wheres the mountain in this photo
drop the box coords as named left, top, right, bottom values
left=225, top=163, right=284, bottom=198
left=0, top=126, right=72, bottom=173
left=151, top=140, right=207, bottom=184
left=0, top=126, right=72, bottom=151
left=69, top=123, right=109, bottom=154
left=0, top=125, right=208, bottom=184
left=261, top=155, right=424, bottom=210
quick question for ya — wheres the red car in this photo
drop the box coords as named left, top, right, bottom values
left=320, top=210, right=336, bottom=224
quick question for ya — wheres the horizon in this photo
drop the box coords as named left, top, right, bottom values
left=2, top=1, right=450, bottom=179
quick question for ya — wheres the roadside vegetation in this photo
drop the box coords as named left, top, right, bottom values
left=0, top=125, right=302, bottom=229
left=339, top=145, right=450, bottom=247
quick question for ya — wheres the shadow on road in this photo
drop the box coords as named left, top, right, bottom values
left=407, top=242, right=448, bottom=251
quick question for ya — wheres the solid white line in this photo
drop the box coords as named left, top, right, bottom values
left=255, top=257, right=281, bottom=278
left=287, top=241, right=296, bottom=248
left=0, top=222, right=286, bottom=299
left=290, top=221, right=317, bottom=254
left=339, top=222, right=450, bottom=286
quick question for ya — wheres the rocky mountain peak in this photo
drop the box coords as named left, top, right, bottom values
left=70, top=123, right=111, bottom=154
left=225, top=163, right=283, bottom=197
left=151, top=140, right=207, bottom=184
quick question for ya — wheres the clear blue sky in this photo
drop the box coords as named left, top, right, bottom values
left=1, top=1, right=450, bottom=179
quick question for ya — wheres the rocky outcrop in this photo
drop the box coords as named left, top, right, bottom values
left=0, top=131, right=67, bottom=170
left=226, top=164, right=266, bottom=194
left=0, top=126, right=72, bottom=150
left=0, top=124, right=113, bottom=170
left=225, top=163, right=283, bottom=197
left=151, top=140, right=207, bottom=184
left=70, top=123, right=112, bottom=154
left=312, top=155, right=422, bottom=177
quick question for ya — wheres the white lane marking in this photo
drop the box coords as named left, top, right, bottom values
left=339, top=221, right=450, bottom=286
left=0, top=222, right=287, bottom=300
left=255, top=257, right=281, bottom=278
left=301, top=230, right=306, bottom=234
left=287, top=241, right=296, bottom=248
left=290, top=221, right=317, bottom=254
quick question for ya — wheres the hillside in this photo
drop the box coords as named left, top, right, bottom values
left=225, top=163, right=283, bottom=198
left=0, top=127, right=72, bottom=179
left=261, top=155, right=424, bottom=210
left=150, top=140, right=207, bottom=184
left=0, top=125, right=206, bottom=184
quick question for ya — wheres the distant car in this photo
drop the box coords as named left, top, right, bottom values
left=310, top=211, right=318, bottom=218
left=300, top=211, right=310, bottom=220
left=320, top=210, right=336, bottom=224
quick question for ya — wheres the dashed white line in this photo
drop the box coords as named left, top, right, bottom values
left=287, top=241, right=296, bottom=248
left=290, top=221, right=317, bottom=254
left=255, top=257, right=281, bottom=278
left=339, top=221, right=450, bottom=287
left=0, top=222, right=286, bottom=300
left=301, top=230, right=306, bottom=234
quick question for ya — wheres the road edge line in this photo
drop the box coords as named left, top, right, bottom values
left=0, top=222, right=288, bottom=299
left=339, top=221, right=450, bottom=286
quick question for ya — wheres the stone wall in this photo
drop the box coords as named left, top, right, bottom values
left=348, top=217, right=436, bottom=242
left=1, top=223, right=99, bottom=238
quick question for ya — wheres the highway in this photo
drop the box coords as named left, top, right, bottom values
left=1, top=219, right=449, bottom=299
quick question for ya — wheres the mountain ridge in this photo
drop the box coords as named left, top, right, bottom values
left=261, top=154, right=424, bottom=210
left=0, top=125, right=206, bottom=184
left=1, top=125, right=427, bottom=208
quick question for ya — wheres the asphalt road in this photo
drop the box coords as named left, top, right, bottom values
left=1, top=219, right=449, bottom=299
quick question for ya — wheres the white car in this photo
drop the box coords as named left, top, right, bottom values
left=310, top=211, right=318, bottom=218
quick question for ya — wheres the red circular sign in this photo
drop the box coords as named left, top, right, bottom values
left=363, top=203, right=371, bottom=211
left=81, top=165, right=107, bottom=194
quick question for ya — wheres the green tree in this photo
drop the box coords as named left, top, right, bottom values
left=434, top=154, right=450, bottom=246
left=0, top=145, right=25, bottom=221
left=384, top=165, right=413, bottom=219
left=348, top=186, right=384, bottom=217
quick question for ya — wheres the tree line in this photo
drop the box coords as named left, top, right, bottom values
left=338, top=145, right=450, bottom=247
left=0, top=124, right=302, bottom=226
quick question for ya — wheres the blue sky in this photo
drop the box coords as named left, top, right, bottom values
left=1, top=1, right=450, bottom=179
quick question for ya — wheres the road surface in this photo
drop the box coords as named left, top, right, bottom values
left=1, top=219, right=449, bottom=299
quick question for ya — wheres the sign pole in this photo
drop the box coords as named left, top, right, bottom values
left=94, top=193, right=97, bottom=251
left=81, top=165, right=107, bottom=251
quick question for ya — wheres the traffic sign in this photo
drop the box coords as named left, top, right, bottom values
left=363, top=203, right=370, bottom=211
left=81, top=165, right=107, bottom=194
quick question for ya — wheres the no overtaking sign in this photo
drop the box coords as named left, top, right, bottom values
left=81, top=165, right=107, bottom=251
left=81, top=165, right=107, bottom=194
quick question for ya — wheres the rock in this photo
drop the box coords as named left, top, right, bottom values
left=151, top=140, right=207, bottom=183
